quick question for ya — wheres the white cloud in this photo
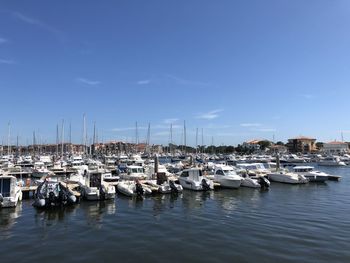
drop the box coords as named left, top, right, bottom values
left=137, top=80, right=150, bottom=85
left=240, top=123, right=261, bottom=127
left=76, top=78, right=101, bottom=86
left=0, top=59, right=16, bottom=65
left=13, top=11, right=65, bottom=41
left=196, top=109, right=223, bottom=120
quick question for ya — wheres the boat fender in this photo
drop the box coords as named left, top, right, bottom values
left=201, top=179, right=211, bottom=191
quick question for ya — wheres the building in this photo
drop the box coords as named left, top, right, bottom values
left=322, top=141, right=349, bottom=154
left=287, top=136, right=317, bottom=153
left=242, top=139, right=271, bottom=152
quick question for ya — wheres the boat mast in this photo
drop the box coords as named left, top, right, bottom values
left=170, top=123, right=173, bottom=155
left=195, top=127, right=198, bottom=154
left=83, top=113, right=86, bottom=155
left=56, top=123, right=59, bottom=156
left=135, top=121, right=138, bottom=153
left=201, top=128, right=204, bottom=154
left=146, top=122, right=150, bottom=153
left=61, top=119, right=64, bottom=157
left=33, top=131, right=36, bottom=157
left=7, top=122, right=10, bottom=156
left=184, top=120, right=187, bottom=154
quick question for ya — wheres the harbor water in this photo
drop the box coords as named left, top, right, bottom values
left=1, top=166, right=350, bottom=263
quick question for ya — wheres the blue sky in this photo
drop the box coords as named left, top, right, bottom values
left=1, top=0, right=350, bottom=146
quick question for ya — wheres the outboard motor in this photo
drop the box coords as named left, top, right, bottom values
left=258, top=177, right=270, bottom=189
left=135, top=182, right=144, bottom=197
left=59, top=189, right=68, bottom=205
left=100, top=185, right=106, bottom=200
left=169, top=180, right=178, bottom=194
left=48, top=191, right=57, bottom=207
left=201, top=178, right=211, bottom=191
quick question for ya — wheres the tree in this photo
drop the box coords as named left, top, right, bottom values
left=258, top=140, right=271, bottom=151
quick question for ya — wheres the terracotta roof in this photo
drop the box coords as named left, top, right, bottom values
left=326, top=141, right=348, bottom=145
left=290, top=136, right=316, bottom=140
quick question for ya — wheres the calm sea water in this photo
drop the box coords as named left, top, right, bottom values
left=1, top=165, right=350, bottom=263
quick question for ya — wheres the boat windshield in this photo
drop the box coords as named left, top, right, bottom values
left=130, top=168, right=144, bottom=174
left=0, top=178, right=11, bottom=197
left=223, top=170, right=236, bottom=176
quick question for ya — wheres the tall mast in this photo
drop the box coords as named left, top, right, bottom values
left=93, top=122, right=96, bottom=145
left=196, top=128, right=198, bottom=154
left=33, top=131, right=36, bottom=156
left=56, top=123, right=59, bottom=156
left=184, top=120, right=187, bottom=154
left=69, top=122, right=72, bottom=144
left=170, top=123, right=173, bottom=154
left=7, top=122, right=10, bottom=156
left=201, top=128, right=204, bottom=154
left=61, top=119, right=64, bottom=157
left=83, top=113, right=86, bottom=154
left=135, top=121, right=139, bottom=145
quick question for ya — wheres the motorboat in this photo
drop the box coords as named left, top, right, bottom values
left=240, top=172, right=270, bottom=188
left=33, top=180, right=76, bottom=208
left=0, top=176, right=22, bottom=208
left=144, top=179, right=183, bottom=194
left=32, top=161, right=52, bottom=178
left=178, top=168, right=214, bottom=191
left=213, top=165, right=241, bottom=189
left=121, top=165, right=149, bottom=180
left=117, top=180, right=152, bottom=197
left=79, top=172, right=115, bottom=200
left=102, top=172, right=120, bottom=183
left=268, top=170, right=308, bottom=184
left=318, top=156, right=346, bottom=166
left=292, top=166, right=329, bottom=182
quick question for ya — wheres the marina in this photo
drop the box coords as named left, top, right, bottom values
left=0, top=161, right=349, bottom=263
left=1, top=1, right=350, bottom=262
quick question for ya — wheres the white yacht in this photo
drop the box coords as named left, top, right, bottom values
left=292, top=166, right=329, bottom=182
left=143, top=179, right=183, bottom=194
left=0, top=175, right=23, bottom=208
left=178, top=168, right=214, bottom=191
left=32, top=161, right=52, bottom=178
left=39, top=155, right=53, bottom=168
left=268, top=170, right=308, bottom=184
left=213, top=165, right=241, bottom=189
left=121, top=165, right=149, bottom=180
left=318, top=156, right=346, bottom=167
left=79, top=172, right=115, bottom=200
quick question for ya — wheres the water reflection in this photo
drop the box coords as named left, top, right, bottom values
left=81, top=200, right=116, bottom=228
left=34, top=204, right=78, bottom=228
left=151, top=193, right=182, bottom=217
left=181, top=190, right=214, bottom=212
left=0, top=204, right=22, bottom=239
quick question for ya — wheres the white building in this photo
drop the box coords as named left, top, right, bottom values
left=323, top=141, right=349, bottom=154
